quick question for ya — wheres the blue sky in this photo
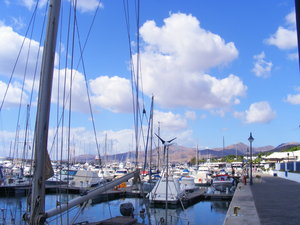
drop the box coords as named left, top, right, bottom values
left=0, top=0, right=299, bottom=159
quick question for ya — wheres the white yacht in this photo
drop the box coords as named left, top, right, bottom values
left=69, top=170, right=105, bottom=188
left=211, top=174, right=234, bottom=192
left=148, top=172, right=185, bottom=206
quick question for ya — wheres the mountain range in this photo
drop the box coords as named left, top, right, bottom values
left=73, top=142, right=300, bottom=163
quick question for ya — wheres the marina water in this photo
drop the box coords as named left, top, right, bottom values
left=0, top=194, right=229, bottom=225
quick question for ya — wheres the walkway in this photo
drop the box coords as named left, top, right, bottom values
left=251, top=174, right=300, bottom=225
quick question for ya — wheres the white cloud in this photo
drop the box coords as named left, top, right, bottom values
left=285, top=11, right=296, bottom=26
left=140, top=13, right=238, bottom=72
left=252, top=52, right=273, bottom=78
left=10, top=17, right=26, bottom=31
left=0, top=80, right=28, bottom=109
left=234, top=101, right=276, bottom=124
left=53, top=69, right=134, bottom=114
left=21, top=0, right=35, bottom=10
left=265, top=11, right=297, bottom=50
left=19, top=0, right=47, bottom=10
left=69, top=0, right=103, bottom=13
left=137, top=13, right=245, bottom=111
left=286, top=93, right=300, bottom=104
left=52, top=68, right=90, bottom=113
left=0, top=24, right=42, bottom=79
left=153, top=110, right=187, bottom=131
left=90, top=76, right=132, bottom=113
left=4, top=0, right=10, bottom=6
left=288, top=52, right=298, bottom=60
left=185, top=111, right=196, bottom=120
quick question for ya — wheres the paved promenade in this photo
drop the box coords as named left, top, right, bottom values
left=224, top=174, right=300, bottom=225
left=251, top=174, right=300, bottom=225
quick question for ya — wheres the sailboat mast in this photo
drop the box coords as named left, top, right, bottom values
left=29, top=0, right=61, bottom=224
left=149, top=95, right=154, bottom=182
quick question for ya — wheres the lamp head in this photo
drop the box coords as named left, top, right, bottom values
left=248, top=132, right=254, bottom=143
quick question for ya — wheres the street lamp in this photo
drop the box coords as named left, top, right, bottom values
left=248, top=132, right=254, bottom=185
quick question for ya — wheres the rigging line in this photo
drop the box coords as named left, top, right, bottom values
left=60, top=2, right=74, bottom=224
left=46, top=204, right=80, bottom=223
left=56, top=4, right=63, bottom=163
left=70, top=200, right=89, bottom=224
left=74, top=13, right=102, bottom=167
left=134, top=0, right=141, bottom=167
left=123, top=0, right=140, bottom=166
left=123, top=0, right=139, bottom=165
left=17, top=1, right=39, bottom=168
left=0, top=1, right=39, bottom=112
left=13, top=15, right=36, bottom=163
left=60, top=0, right=73, bottom=176
left=48, top=0, right=101, bottom=157
left=73, top=0, right=101, bottom=71
left=29, top=1, right=49, bottom=183
left=134, top=0, right=146, bottom=108
left=57, top=4, right=64, bottom=224
left=67, top=0, right=78, bottom=167
left=66, top=1, right=78, bottom=224
left=143, top=99, right=152, bottom=170
left=123, top=0, right=137, bottom=125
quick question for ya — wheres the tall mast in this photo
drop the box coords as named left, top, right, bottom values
left=29, top=0, right=61, bottom=224
left=157, top=121, right=160, bottom=169
left=149, top=95, right=154, bottom=182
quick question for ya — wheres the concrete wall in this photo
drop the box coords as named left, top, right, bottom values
left=273, top=170, right=300, bottom=183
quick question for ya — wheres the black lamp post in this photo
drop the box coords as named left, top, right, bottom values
left=248, top=132, right=254, bottom=185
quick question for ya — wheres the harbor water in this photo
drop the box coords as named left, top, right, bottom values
left=0, top=194, right=229, bottom=225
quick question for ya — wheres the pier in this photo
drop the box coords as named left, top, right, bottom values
left=223, top=173, right=300, bottom=225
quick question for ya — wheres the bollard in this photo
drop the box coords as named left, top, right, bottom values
left=233, top=206, right=240, bottom=216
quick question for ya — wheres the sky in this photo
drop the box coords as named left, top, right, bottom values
left=0, top=0, right=299, bottom=159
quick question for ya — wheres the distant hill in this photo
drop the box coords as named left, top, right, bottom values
left=73, top=142, right=300, bottom=163
left=268, top=142, right=300, bottom=153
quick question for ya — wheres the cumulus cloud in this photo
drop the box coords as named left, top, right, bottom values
left=265, top=11, right=297, bottom=50
left=285, top=86, right=300, bottom=105
left=185, top=111, right=196, bottom=120
left=52, top=70, right=133, bottom=114
left=286, top=93, right=300, bottom=104
left=136, top=13, right=246, bottom=110
left=252, top=52, right=273, bottom=78
left=52, top=68, right=90, bottom=113
left=234, top=101, right=276, bottom=124
left=153, top=110, right=187, bottom=131
left=10, top=17, right=26, bottom=31
left=90, top=76, right=132, bottom=113
left=288, top=52, right=298, bottom=60
left=0, top=80, right=28, bottom=109
left=68, top=0, right=103, bottom=13
left=20, top=0, right=35, bottom=10
left=0, top=23, right=42, bottom=79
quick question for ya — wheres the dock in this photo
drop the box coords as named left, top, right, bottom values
left=223, top=174, right=300, bottom=225
left=1, top=183, right=233, bottom=208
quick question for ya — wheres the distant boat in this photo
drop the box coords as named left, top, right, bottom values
left=211, top=174, right=234, bottom=192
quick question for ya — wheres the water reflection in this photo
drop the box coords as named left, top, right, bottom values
left=0, top=194, right=229, bottom=225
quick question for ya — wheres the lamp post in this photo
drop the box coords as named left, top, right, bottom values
left=248, top=132, right=254, bottom=185
left=247, top=147, right=249, bottom=177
